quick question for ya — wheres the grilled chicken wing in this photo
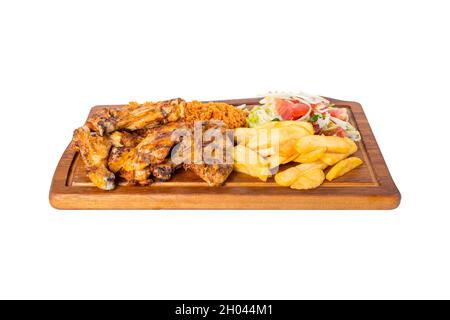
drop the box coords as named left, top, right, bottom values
left=107, top=131, right=146, bottom=173
left=86, top=98, right=186, bottom=136
left=72, top=126, right=115, bottom=190
left=119, top=122, right=188, bottom=185
left=118, top=167, right=152, bottom=186
left=108, top=147, right=131, bottom=173
left=151, top=160, right=182, bottom=182
left=109, top=130, right=144, bottom=148
left=123, top=122, right=187, bottom=171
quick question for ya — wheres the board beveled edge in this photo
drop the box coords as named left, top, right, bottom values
left=49, top=97, right=401, bottom=210
left=342, top=99, right=401, bottom=209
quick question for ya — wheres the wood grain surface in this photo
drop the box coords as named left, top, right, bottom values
left=49, top=98, right=401, bottom=210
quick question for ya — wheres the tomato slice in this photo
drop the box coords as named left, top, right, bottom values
left=276, top=99, right=310, bottom=120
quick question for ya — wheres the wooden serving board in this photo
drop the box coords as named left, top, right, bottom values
left=49, top=98, right=400, bottom=210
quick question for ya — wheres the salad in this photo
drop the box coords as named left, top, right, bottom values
left=247, top=92, right=361, bottom=141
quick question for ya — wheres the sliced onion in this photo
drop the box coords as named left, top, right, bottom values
left=330, top=117, right=362, bottom=141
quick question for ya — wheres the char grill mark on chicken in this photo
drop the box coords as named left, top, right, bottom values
left=108, top=147, right=132, bottom=174
left=123, top=122, right=187, bottom=171
left=72, top=126, right=116, bottom=190
left=86, top=98, right=186, bottom=136
left=109, top=130, right=145, bottom=148
left=119, top=122, right=188, bottom=185
left=107, top=131, right=147, bottom=173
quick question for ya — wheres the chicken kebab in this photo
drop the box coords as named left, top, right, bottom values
left=72, top=98, right=248, bottom=190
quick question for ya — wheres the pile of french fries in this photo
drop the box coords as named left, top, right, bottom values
left=233, top=121, right=363, bottom=189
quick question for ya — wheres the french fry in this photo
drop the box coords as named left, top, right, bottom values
left=281, top=153, right=300, bottom=164
left=320, top=152, right=348, bottom=166
left=320, top=138, right=358, bottom=165
left=280, top=126, right=311, bottom=140
left=274, top=161, right=327, bottom=187
left=269, top=155, right=282, bottom=170
left=298, top=161, right=328, bottom=171
left=252, top=125, right=311, bottom=150
left=247, top=129, right=276, bottom=150
left=233, top=145, right=270, bottom=181
left=234, top=128, right=257, bottom=145
left=234, top=145, right=268, bottom=165
left=326, top=157, right=363, bottom=181
left=258, top=146, right=276, bottom=158
left=274, top=166, right=303, bottom=186
left=279, top=139, right=298, bottom=158
left=344, top=137, right=358, bottom=155
left=274, top=121, right=314, bottom=135
left=253, top=121, right=314, bottom=136
left=291, top=168, right=325, bottom=190
left=296, top=135, right=352, bottom=154
left=234, top=163, right=269, bottom=182
left=268, top=152, right=302, bottom=173
left=294, top=147, right=327, bottom=163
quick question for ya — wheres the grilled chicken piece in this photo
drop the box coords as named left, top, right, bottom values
left=72, top=126, right=115, bottom=190
left=119, top=167, right=152, bottom=186
left=86, top=98, right=186, bottom=136
left=109, top=130, right=144, bottom=148
left=107, top=131, right=146, bottom=173
left=151, top=160, right=182, bottom=182
left=123, top=122, right=187, bottom=171
left=108, top=147, right=131, bottom=173
left=185, top=162, right=233, bottom=186
left=119, top=122, right=187, bottom=185
left=184, top=122, right=234, bottom=186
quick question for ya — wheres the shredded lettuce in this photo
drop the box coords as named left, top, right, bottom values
left=247, top=104, right=281, bottom=128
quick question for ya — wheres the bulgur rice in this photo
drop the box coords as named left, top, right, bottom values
left=185, top=101, right=248, bottom=129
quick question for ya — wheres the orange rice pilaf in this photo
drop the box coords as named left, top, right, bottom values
left=185, top=101, right=248, bottom=129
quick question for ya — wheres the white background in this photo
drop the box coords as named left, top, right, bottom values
left=0, top=0, right=449, bottom=300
